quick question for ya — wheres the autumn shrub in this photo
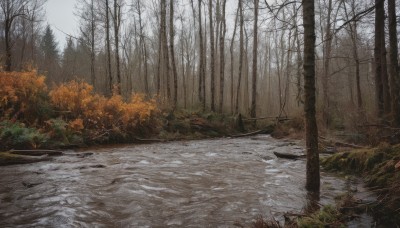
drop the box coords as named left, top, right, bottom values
left=44, top=118, right=83, bottom=147
left=49, top=80, right=160, bottom=142
left=0, top=70, right=51, bottom=123
left=0, top=121, right=49, bottom=150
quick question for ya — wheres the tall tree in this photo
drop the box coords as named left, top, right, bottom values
left=161, top=0, right=171, bottom=100
left=61, top=38, right=77, bottom=82
left=170, top=0, right=178, bottom=107
left=250, top=0, right=259, bottom=120
left=77, top=0, right=97, bottom=86
left=344, top=0, right=363, bottom=115
left=218, top=0, right=226, bottom=112
left=374, top=0, right=390, bottom=118
left=135, top=0, right=149, bottom=95
left=198, top=0, right=205, bottom=109
left=303, top=0, right=320, bottom=192
left=322, top=0, right=333, bottom=127
left=105, top=0, right=113, bottom=95
left=113, top=0, right=122, bottom=94
left=235, top=0, right=244, bottom=114
left=0, top=0, right=30, bottom=71
left=209, top=0, right=215, bottom=111
left=40, top=25, right=60, bottom=82
left=388, top=0, right=400, bottom=126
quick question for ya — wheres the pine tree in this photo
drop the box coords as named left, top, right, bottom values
left=40, top=25, right=60, bottom=82
left=61, top=38, right=77, bottom=82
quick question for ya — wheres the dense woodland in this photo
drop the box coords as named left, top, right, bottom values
left=1, top=0, right=399, bottom=126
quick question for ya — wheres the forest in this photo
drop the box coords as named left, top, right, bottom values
left=0, top=0, right=400, bottom=227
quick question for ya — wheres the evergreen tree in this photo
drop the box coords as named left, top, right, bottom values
left=39, top=25, right=60, bottom=82
left=61, top=38, right=77, bottom=82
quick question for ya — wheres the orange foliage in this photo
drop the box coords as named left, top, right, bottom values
left=49, top=80, right=160, bottom=140
left=0, top=70, right=47, bottom=119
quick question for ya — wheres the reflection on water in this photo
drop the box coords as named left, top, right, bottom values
left=0, top=135, right=363, bottom=227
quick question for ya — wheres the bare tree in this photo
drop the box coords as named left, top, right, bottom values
left=250, top=0, right=259, bottom=120
left=375, top=0, right=386, bottom=118
left=105, top=0, right=113, bottom=95
left=322, top=0, right=333, bottom=127
left=303, top=0, right=320, bottom=192
left=218, top=0, right=226, bottom=112
left=388, top=0, right=400, bottom=125
left=0, top=0, right=31, bottom=71
left=170, top=0, right=178, bottom=107
left=230, top=6, right=239, bottom=113
left=235, top=0, right=244, bottom=114
left=77, top=0, right=97, bottom=86
left=209, top=0, right=215, bottom=111
left=112, top=0, right=122, bottom=94
left=198, top=0, right=205, bottom=109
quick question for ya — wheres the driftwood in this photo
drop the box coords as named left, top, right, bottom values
left=134, top=137, right=167, bottom=143
left=319, top=136, right=366, bottom=149
left=243, top=116, right=290, bottom=122
left=229, top=129, right=273, bottom=138
left=0, top=154, right=51, bottom=166
left=9, top=149, right=64, bottom=156
left=273, top=152, right=306, bottom=160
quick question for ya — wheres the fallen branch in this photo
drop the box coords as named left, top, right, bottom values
left=229, top=129, right=272, bottom=138
left=273, top=152, right=306, bottom=160
left=319, top=136, right=366, bottom=149
left=133, top=137, right=167, bottom=143
left=243, top=116, right=290, bottom=122
left=9, top=149, right=63, bottom=157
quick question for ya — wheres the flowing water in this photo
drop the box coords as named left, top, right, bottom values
left=0, top=135, right=374, bottom=227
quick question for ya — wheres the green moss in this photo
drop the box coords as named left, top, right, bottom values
left=322, top=144, right=400, bottom=225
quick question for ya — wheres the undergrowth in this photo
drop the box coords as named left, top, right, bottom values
left=321, top=144, right=400, bottom=225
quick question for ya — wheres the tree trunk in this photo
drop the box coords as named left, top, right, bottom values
left=161, top=0, right=171, bottom=100
left=344, top=0, right=363, bottom=113
left=90, top=0, right=96, bottom=87
left=322, top=0, right=333, bottom=127
left=250, top=0, right=259, bottom=120
left=375, top=0, right=385, bottom=118
left=170, top=0, right=178, bottom=108
left=113, top=0, right=121, bottom=95
left=138, top=2, right=149, bottom=95
left=209, top=0, right=216, bottom=112
left=388, top=0, right=400, bottom=126
left=5, top=18, right=12, bottom=71
left=105, top=0, right=113, bottom=96
left=230, top=6, right=239, bottom=113
left=303, top=0, right=320, bottom=192
left=235, top=0, right=244, bottom=114
left=219, top=0, right=226, bottom=113
left=294, top=7, right=303, bottom=106
left=198, top=0, right=205, bottom=109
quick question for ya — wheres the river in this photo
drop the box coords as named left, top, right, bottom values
left=0, top=135, right=373, bottom=227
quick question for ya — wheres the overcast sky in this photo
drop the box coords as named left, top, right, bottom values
left=45, top=0, right=79, bottom=50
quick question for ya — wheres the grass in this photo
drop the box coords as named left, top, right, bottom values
left=321, top=143, right=400, bottom=225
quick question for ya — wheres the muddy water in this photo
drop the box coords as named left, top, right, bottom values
left=0, top=135, right=358, bottom=227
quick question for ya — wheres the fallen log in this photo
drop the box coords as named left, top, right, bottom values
left=0, top=153, right=51, bottom=166
left=229, top=128, right=273, bottom=138
left=134, top=137, right=167, bottom=143
left=9, top=149, right=64, bottom=157
left=319, top=136, right=366, bottom=149
left=273, top=151, right=306, bottom=160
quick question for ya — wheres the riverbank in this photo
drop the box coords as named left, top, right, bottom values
left=321, top=144, right=400, bottom=226
left=0, top=109, right=279, bottom=166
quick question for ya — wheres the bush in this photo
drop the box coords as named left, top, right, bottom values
left=0, top=121, right=48, bottom=150
left=0, top=70, right=50, bottom=123
left=49, top=80, right=160, bottom=142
